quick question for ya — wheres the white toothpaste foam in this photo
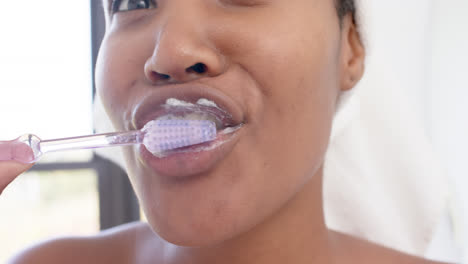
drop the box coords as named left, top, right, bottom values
left=164, top=98, right=220, bottom=109
left=196, top=98, right=218, bottom=108
left=165, top=98, right=195, bottom=107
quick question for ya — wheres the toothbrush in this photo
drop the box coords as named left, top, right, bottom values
left=0, top=119, right=217, bottom=164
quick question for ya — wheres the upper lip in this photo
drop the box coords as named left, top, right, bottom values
left=131, top=84, right=245, bottom=131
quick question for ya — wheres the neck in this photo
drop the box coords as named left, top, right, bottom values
left=171, top=167, right=333, bottom=264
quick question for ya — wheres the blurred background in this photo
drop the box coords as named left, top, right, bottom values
left=0, top=0, right=466, bottom=263
left=0, top=1, right=139, bottom=262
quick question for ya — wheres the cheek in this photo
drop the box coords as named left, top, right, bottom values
left=221, top=21, right=340, bottom=194
left=246, top=38, right=337, bottom=166
left=95, top=34, right=147, bottom=130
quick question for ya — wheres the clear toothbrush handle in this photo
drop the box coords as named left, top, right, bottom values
left=39, top=130, right=144, bottom=154
left=0, top=131, right=144, bottom=164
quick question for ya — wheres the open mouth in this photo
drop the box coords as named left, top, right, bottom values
left=132, top=86, right=244, bottom=133
left=140, top=98, right=243, bottom=157
left=131, top=85, right=246, bottom=177
left=152, top=98, right=239, bottom=131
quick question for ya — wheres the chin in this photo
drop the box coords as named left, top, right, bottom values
left=144, top=209, right=246, bottom=247
left=138, top=187, right=265, bottom=248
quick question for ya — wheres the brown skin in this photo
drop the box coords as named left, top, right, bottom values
left=4, top=0, right=452, bottom=263
left=98, top=0, right=349, bottom=249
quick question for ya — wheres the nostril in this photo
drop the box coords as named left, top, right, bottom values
left=186, top=63, right=207, bottom=74
left=151, top=71, right=170, bottom=81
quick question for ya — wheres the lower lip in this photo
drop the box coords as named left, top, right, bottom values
left=139, top=127, right=242, bottom=178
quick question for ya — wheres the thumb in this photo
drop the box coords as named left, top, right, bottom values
left=0, top=161, right=34, bottom=195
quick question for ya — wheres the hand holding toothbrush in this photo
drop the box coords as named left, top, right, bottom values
left=0, top=140, right=34, bottom=194
left=0, top=118, right=219, bottom=194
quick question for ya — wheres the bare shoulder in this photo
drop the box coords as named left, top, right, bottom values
left=330, top=230, right=453, bottom=264
left=8, top=222, right=164, bottom=264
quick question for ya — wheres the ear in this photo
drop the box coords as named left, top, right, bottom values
left=339, top=14, right=365, bottom=91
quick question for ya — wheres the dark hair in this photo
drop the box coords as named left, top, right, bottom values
left=336, top=0, right=356, bottom=22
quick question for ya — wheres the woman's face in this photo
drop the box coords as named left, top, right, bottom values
left=97, top=0, right=355, bottom=246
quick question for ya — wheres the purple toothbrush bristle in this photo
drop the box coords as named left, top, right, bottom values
left=142, top=119, right=217, bottom=154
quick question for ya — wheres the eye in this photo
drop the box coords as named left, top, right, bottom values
left=112, top=0, right=157, bottom=13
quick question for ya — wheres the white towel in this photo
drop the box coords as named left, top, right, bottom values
left=325, top=0, right=449, bottom=257
left=324, top=66, right=448, bottom=255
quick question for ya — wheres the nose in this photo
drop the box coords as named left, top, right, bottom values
left=144, top=13, right=225, bottom=84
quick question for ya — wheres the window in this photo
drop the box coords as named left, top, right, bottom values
left=0, top=1, right=138, bottom=262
